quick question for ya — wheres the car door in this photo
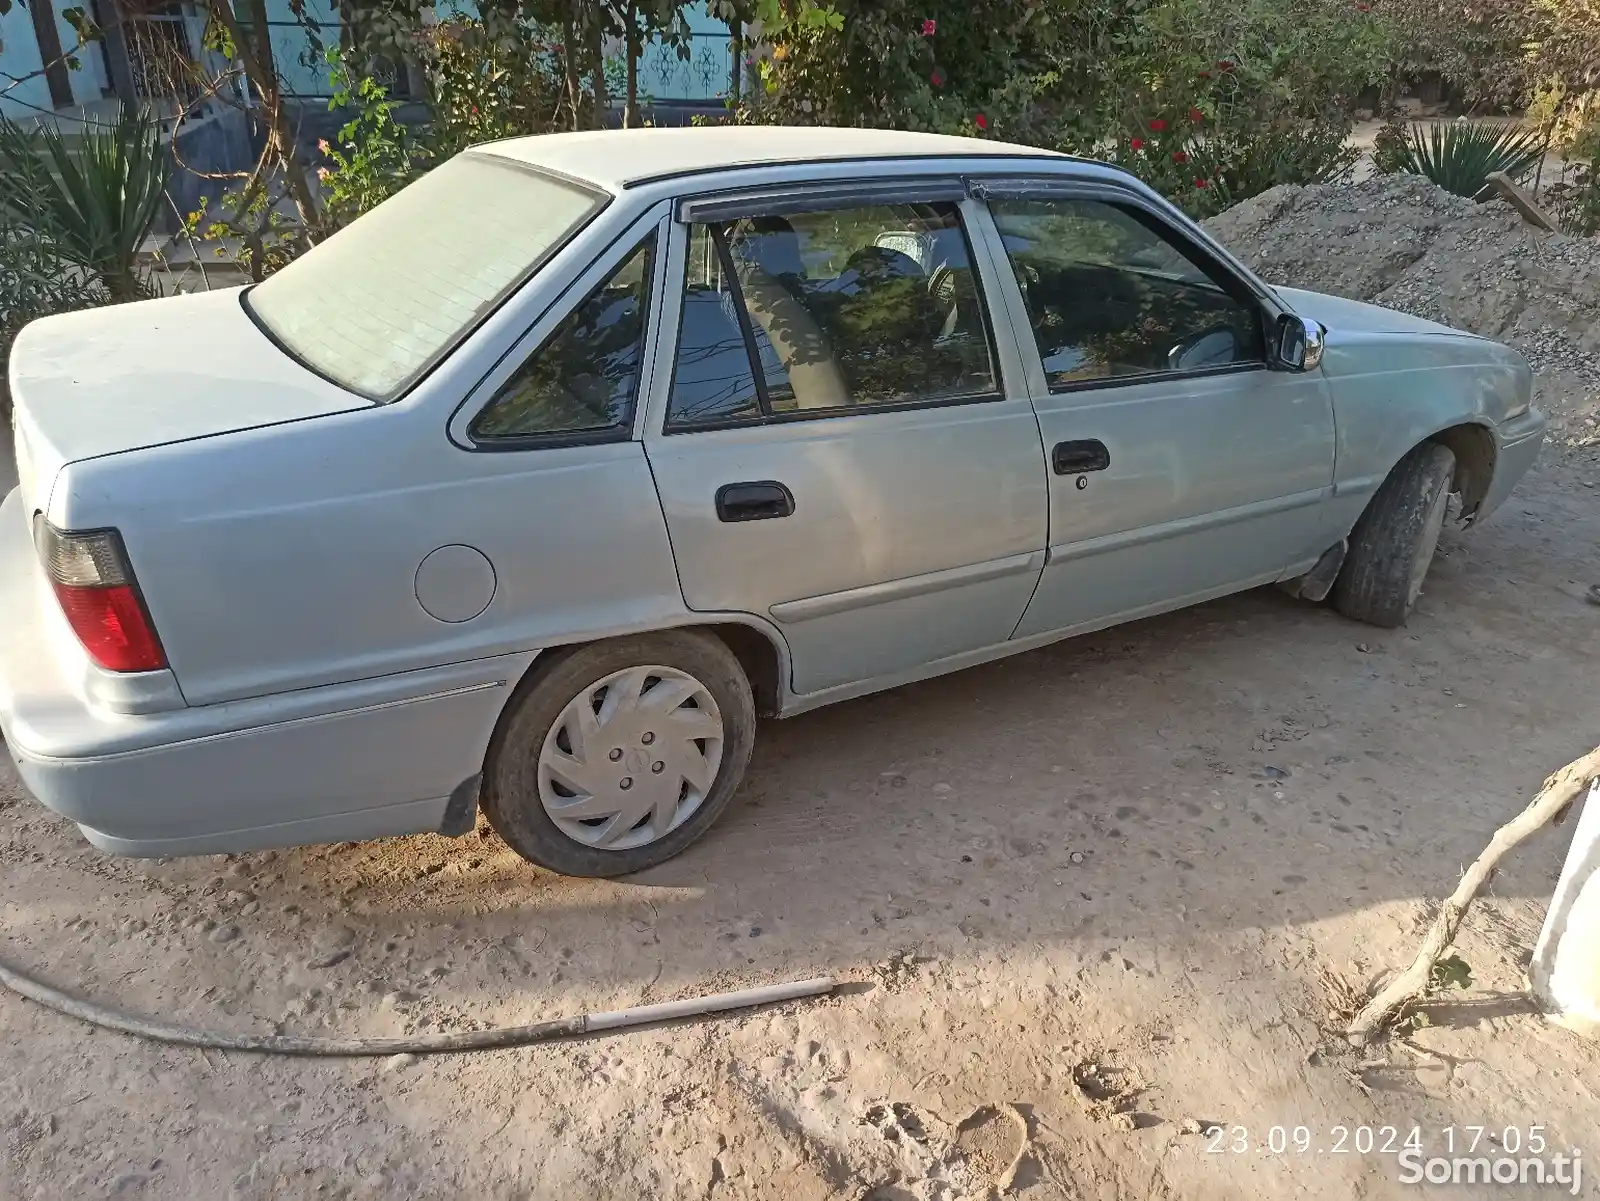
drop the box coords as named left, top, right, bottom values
left=969, top=184, right=1339, bottom=641
left=642, top=183, right=1049, bottom=697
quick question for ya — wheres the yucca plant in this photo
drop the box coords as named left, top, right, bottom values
left=1399, top=121, right=1546, bottom=198
left=0, top=104, right=171, bottom=303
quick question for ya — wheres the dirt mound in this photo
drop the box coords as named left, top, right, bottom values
left=1202, top=174, right=1600, bottom=453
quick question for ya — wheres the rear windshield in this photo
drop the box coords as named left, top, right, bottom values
left=245, top=154, right=606, bottom=401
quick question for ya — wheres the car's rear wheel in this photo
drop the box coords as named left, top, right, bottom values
left=1333, top=441, right=1457, bottom=629
left=483, top=630, right=756, bottom=877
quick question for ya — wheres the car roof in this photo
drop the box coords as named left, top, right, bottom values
left=475, top=125, right=1070, bottom=191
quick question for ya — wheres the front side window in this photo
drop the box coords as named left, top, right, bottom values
left=470, top=234, right=655, bottom=441
left=666, top=201, right=996, bottom=429
left=989, top=197, right=1264, bottom=389
left=246, top=154, right=606, bottom=401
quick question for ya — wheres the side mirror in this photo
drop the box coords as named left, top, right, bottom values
left=1273, top=313, right=1325, bottom=372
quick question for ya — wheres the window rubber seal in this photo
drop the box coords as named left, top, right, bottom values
left=709, top=223, right=774, bottom=419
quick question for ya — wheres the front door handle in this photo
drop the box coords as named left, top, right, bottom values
left=716, top=481, right=795, bottom=522
left=1052, top=439, right=1111, bottom=475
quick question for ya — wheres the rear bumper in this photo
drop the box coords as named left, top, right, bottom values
left=1477, top=407, right=1546, bottom=524
left=1, top=486, right=530, bottom=856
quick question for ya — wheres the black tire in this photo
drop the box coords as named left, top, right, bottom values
left=483, top=630, right=756, bottom=877
left=1333, top=441, right=1457, bottom=629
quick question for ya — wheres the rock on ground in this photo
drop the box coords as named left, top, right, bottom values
left=1203, top=173, right=1600, bottom=453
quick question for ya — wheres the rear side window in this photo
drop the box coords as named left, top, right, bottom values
left=989, top=197, right=1264, bottom=389
left=666, top=223, right=765, bottom=427
left=666, top=201, right=997, bottom=429
left=470, top=234, right=656, bottom=442
left=246, top=155, right=606, bottom=401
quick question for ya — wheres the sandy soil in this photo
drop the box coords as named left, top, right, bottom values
left=3, top=434, right=1599, bottom=1199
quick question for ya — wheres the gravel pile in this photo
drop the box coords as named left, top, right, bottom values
left=1203, top=174, right=1600, bottom=454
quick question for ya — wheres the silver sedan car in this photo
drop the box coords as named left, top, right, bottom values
left=1, top=127, right=1544, bottom=877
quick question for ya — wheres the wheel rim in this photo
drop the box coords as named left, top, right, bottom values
left=1407, top=478, right=1453, bottom=608
left=537, top=665, right=725, bottom=851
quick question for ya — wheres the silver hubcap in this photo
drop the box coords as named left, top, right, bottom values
left=1407, top=479, right=1452, bottom=607
left=538, top=665, right=725, bottom=851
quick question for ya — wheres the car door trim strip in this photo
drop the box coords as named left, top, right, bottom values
left=1044, top=486, right=1332, bottom=566
left=768, top=550, right=1045, bottom=624
left=677, top=179, right=967, bottom=224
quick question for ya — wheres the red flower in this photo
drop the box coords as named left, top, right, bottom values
left=1149, top=118, right=1168, bottom=132
left=921, top=17, right=936, bottom=35
left=974, top=113, right=988, bottom=131
left=1217, top=59, right=1235, bottom=72
left=930, top=69, right=945, bottom=87
left=1172, top=149, right=1188, bottom=163
left=1190, top=107, right=1204, bottom=122
left=1195, top=178, right=1210, bottom=188
left=1198, top=69, right=1211, bottom=78
left=1130, top=137, right=1145, bottom=151
left=1356, top=2, right=1369, bottom=9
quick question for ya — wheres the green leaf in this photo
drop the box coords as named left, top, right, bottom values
left=1430, top=954, right=1473, bottom=993
left=60, top=5, right=100, bottom=41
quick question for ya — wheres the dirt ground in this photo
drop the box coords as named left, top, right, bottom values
left=2, top=455, right=1597, bottom=1201
left=6, top=182, right=1600, bottom=1200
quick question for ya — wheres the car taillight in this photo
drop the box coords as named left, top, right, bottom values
left=35, top=518, right=167, bottom=673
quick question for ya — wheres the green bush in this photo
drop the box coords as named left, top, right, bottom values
left=315, top=18, right=568, bottom=231
left=1371, top=114, right=1410, bottom=174
left=750, top=0, right=1395, bottom=213
left=1111, top=123, right=1360, bottom=218
left=415, top=16, right=567, bottom=161
left=319, top=50, right=425, bottom=229
left=1397, top=119, right=1545, bottom=196
left=1546, top=164, right=1600, bottom=236
left=1544, top=121, right=1600, bottom=237
left=1, top=220, right=107, bottom=417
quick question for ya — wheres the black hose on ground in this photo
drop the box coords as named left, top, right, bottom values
left=0, top=955, right=835, bottom=1057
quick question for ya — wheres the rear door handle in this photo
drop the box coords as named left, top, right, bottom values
left=716, top=481, right=795, bottom=522
left=1052, top=439, right=1111, bottom=475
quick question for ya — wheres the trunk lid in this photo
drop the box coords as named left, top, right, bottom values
left=8, top=288, right=371, bottom=515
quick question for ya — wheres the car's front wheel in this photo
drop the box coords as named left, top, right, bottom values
left=1333, top=441, right=1457, bottom=628
left=483, top=630, right=756, bottom=877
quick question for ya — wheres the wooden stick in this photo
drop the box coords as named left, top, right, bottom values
left=1473, top=171, right=1560, bottom=232
left=1346, top=746, right=1600, bottom=1046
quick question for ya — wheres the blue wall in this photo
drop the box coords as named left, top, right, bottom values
left=637, top=4, right=736, bottom=104
left=264, top=0, right=736, bottom=103
left=0, top=0, right=112, bottom=121
left=262, top=0, right=341, bottom=99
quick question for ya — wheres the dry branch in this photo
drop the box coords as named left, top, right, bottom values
left=1345, top=745, right=1600, bottom=1046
